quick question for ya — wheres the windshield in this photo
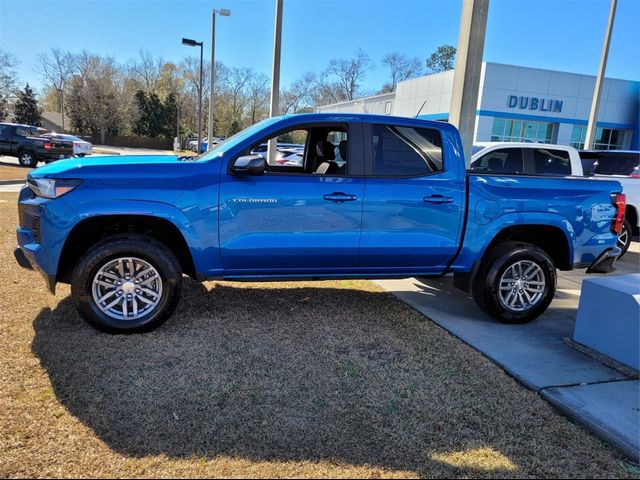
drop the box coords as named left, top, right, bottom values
left=472, top=145, right=486, bottom=156
left=194, top=117, right=282, bottom=161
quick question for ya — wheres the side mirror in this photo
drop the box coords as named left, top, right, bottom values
left=231, top=155, right=266, bottom=176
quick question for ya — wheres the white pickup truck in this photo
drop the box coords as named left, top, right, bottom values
left=580, top=150, right=639, bottom=255
left=470, top=142, right=584, bottom=176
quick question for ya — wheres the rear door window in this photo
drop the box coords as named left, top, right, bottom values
left=469, top=148, right=524, bottom=174
left=532, top=148, right=571, bottom=175
left=371, top=124, right=443, bottom=177
left=593, top=153, right=640, bottom=176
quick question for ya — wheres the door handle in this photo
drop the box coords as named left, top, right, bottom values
left=324, top=192, right=357, bottom=202
left=423, top=194, right=454, bottom=204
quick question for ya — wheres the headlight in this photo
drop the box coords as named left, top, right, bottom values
left=27, top=178, right=82, bottom=199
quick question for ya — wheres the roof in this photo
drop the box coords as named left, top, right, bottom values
left=279, top=112, right=457, bottom=130
left=473, top=141, right=578, bottom=150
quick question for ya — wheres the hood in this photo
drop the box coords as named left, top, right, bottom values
left=29, top=155, right=183, bottom=178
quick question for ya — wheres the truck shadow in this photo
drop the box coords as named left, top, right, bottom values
left=29, top=279, right=593, bottom=476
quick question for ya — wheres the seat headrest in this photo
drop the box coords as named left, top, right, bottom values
left=316, top=140, right=335, bottom=160
left=488, top=157, right=503, bottom=171
left=339, top=140, right=347, bottom=160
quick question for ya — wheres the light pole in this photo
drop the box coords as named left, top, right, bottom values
left=182, top=37, right=204, bottom=154
left=449, top=0, right=490, bottom=167
left=208, top=8, right=231, bottom=151
left=585, top=0, right=617, bottom=150
left=267, top=0, right=283, bottom=165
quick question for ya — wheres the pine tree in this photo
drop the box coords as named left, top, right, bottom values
left=13, top=84, right=43, bottom=126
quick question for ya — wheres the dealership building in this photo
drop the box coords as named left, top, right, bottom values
left=316, top=62, right=639, bottom=151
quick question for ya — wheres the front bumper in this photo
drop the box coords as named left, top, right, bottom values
left=586, top=247, right=620, bottom=274
left=16, top=228, right=57, bottom=294
left=16, top=186, right=76, bottom=294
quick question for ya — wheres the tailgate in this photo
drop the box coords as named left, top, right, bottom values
left=47, top=138, right=74, bottom=155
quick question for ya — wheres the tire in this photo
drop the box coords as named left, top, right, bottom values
left=617, top=219, right=632, bottom=258
left=71, top=235, right=182, bottom=333
left=472, top=241, right=556, bottom=324
left=18, top=150, right=38, bottom=168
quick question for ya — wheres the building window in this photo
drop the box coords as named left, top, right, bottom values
left=384, top=101, right=392, bottom=115
left=570, top=125, right=628, bottom=150
left=491, top=118, right=554, bottom=143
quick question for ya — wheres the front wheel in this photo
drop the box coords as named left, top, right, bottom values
left=18, top=151, right=38, bottom=168
left=472, top=242, right=556, bottom=324
left=71, top=235, right=182, bottom=333
left=617, top=219, right=632, bottom=258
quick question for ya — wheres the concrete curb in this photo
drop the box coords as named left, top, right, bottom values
left=0, top=179, right=25, bottom=185
left=542, top=381, right=640, bottom=462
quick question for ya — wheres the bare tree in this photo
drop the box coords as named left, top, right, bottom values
left=311, top=80, right=347, bottom=107
left=66, top=55, right=122, bottom=143
left=0, top=49, right=19, bottom=107
left=227, top=66, right=251, bottom=122
left=281, top=72, right=316, bottom=114
left=380, top=52, right=422, bottom=92
left=128, top=50, right=163, bottom=93
left=38, top=47, right=76, bottom=129
left=246, top=72, right=269, bottom=124
left=325, top=49, right=372, bottom=101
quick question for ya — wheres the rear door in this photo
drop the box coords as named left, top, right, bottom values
left=359, top=122, right=465, bottom=273
left=0, top=125, right=13, bottom=154
left=525, top=147, right=572, bottom=176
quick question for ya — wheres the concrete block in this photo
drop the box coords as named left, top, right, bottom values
left=573, top=274, right=640, bottom=371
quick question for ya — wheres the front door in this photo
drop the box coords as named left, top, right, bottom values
left=219, top=124, right=365, bottom=276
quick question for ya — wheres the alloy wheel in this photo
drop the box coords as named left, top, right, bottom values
left=498, top=260, right=546, bottom=312
left=91, top=257, right=163, bottom=321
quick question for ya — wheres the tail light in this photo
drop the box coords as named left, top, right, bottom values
left=611, top=193, right=626, bottom=234
left=631, top=166, right=640, bottom=178
left=43, top=142, right=52, bottom=151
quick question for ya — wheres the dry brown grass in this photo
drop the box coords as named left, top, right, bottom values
left=0, top=162, right=30, bottom=181
left=0, top=192, right=637, bottom=479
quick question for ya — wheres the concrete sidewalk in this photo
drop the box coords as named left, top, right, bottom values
left=376, top=245, right=640, bottom=461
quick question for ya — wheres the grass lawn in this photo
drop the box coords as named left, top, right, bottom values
left=0, top=162, right=30, bottom=181
left=0, top=192, right=636, bottom=478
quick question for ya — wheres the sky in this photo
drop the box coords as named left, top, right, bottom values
left=1, top=0, right=639, bottom=95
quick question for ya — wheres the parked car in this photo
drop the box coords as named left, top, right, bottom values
left=201, top=137, right=226, bottom=153
left=42, top=133, right=93, bottom=157
left=470, top=142, right=584, bottom=176
left=0, top=123, right=74, bottom=167
left=16, top=113, right=624, bottom=333
left=250, top=143, right=306, bottom=166
left=580, top=150, right=639, bottom=256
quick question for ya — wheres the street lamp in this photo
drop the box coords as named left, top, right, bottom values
left=182, top=37, right=204, bottom=154
left=208, top=8, right=231, bottom=151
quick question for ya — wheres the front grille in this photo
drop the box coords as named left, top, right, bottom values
left=31, top=217, right=41, bottom=243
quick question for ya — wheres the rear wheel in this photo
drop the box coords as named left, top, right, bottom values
left=71, top=235, right=182, bottom=333
left=472, top=241, right=556, bottom=324
left=617, top=219, right=632, bottom=258
left=18, top=150, right=38, bottom=168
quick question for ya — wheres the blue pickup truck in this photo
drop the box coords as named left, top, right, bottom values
left=16, top=113, right=626, bottom=332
